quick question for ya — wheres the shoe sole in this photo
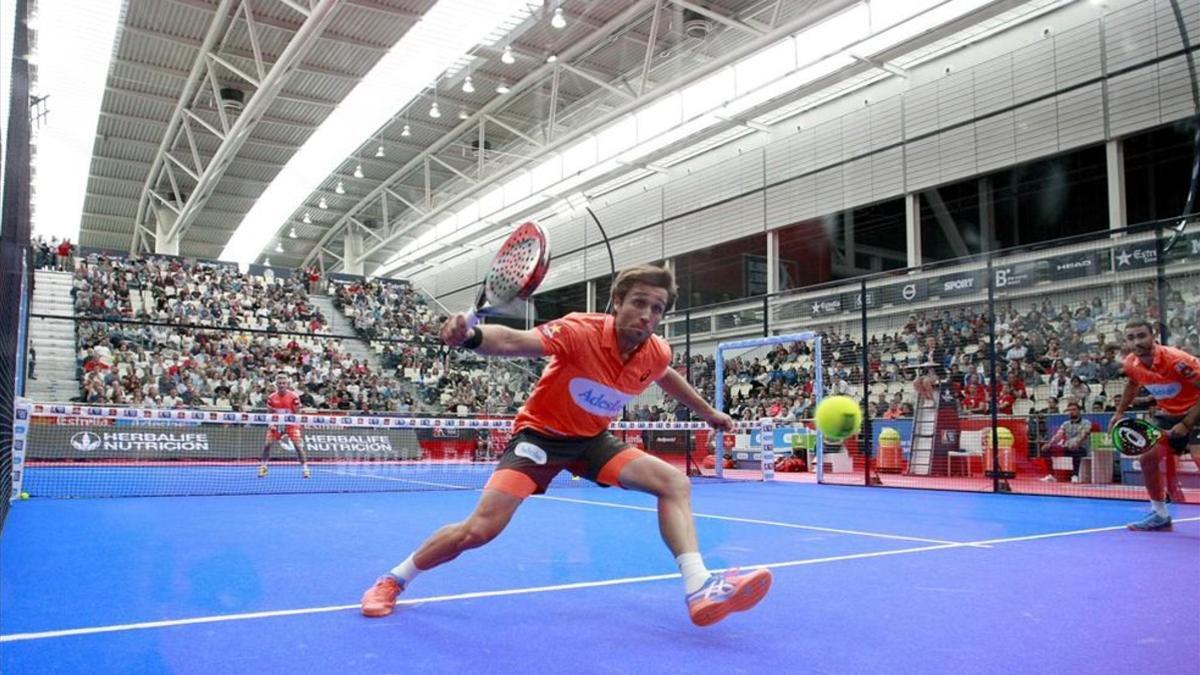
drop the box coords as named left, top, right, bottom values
left=361, top=604, right=395, bottom=618
left=1126, top=523, right=1173, bottom=532
left=689, top=569, right=773, bottom=627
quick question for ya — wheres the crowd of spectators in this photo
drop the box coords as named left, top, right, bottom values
left=51, top=248, right=1200, bottom=422
left=70, top=253, right=418, bottom=412
left=31, top=235, right=73, bottom=271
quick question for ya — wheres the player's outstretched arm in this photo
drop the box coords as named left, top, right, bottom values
left=656, top=367, right=733, bottom=432
left=440, top=312, right=546, bottom=358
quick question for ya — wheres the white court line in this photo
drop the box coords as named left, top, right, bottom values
left=531, top=493, right=988, bottom=547
left=315, top=468, right=474, bottom=491
left=5, top=517, right=1196, bottom=644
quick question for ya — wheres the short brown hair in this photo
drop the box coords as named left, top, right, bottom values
left=1124, top=318, right=1154, bottom=335
left=610, top=264, right=677, bottom=312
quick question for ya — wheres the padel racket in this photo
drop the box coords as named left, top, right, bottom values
left=466, top=221, right=550, bottom=328
left=1110, top=417, right=1164, bottom=457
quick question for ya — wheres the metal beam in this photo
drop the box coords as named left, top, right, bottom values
left=559, top=62, right=635, bottom=100
left=161, top=0, right=342, bottom=244
left=129, top=0, right=239, bottom=253
left=668, top=0, right=766, bottom=36
left=113, top=58, right=340, bottom=108
left=924, top=189, right=971, bottom=259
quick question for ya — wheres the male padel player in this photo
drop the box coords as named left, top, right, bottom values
left=361, top=265, right=771, bottom=626
left=1109, top=319, right=1200, bottom=530
left=259, top=374, right=310, bottom=479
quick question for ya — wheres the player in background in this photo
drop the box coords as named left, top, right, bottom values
left=361, top=265, right=771, bottom=627
left=1109, top=319, right=1200, bottom=530
left=259, top=373, right=310, bottom=478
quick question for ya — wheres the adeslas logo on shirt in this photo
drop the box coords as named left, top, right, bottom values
left=568, top=378, right=633, bottom=417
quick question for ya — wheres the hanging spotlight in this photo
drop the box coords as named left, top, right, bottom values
left=551, top=7, right=566, bottom=29
left=462, top=76, right=475, bottom=94
left=429, top=101, right=441, bottom=118
left=501, top=45, right=515, bottom=64
left=318, top=197, right=328, bottom=209
left=496, top=82, right=510, bottom=94
left=354, top=164, right=364, bottom=179
left=289, top=226, right=297, bottom=239
left=458, top=108, right=469, bottom=120
left=302, top=212, right=312, bottom=224
left=546, top=54, right=558, bottom=63
left=275, top=241, right=284, bottom=253
left=263, top=257, right=271, bottom=267
left=401, top=124, right=411, bottom=137
left=335, top=180, right=346, bottom=195
left=376, top=144, right=385, bottom=157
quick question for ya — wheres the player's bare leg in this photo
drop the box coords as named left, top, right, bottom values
left=1129, top=443, right=1173, bottom=531
left=258, top=442, right=272, bottom=477
left=362, top=489, right=523, bottom=617
left=292, top=438, right=311, bottom=478
left=618, top=454, right=771, bottom=626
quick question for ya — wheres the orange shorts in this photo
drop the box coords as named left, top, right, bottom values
left=266, top=425, right=302, bottom=444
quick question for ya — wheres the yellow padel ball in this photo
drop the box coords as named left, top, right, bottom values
left=815, top=395, right=863, bottom=442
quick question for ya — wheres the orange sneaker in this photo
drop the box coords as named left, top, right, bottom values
left=686, top=568, right=772, bottom=627
left=361, top=576, right=404, bottom=617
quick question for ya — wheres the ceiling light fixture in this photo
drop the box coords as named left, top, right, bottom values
left=335, top=180, right=346, bottom=194
left=289, top=226, right=297, bottom=238
left=501, top=45, right=515, bottom=64
left=429, top=100, right=441, bottom=118
left=302, top=212, right=312, bottom=224
left=354, top=164, right=364, bottom=178
left=218, top=0, right=534, bottom=265
left=462, top=75, right=475, bottom=93
left=376, top=143, right=386, bottom=157
left=551, top=7, right=566, bottom=29
left=318, top=197, right=328, bottom=209
left=275, top=241, right=284, bottom=253
left=401, top=123, right=411, bottom=136
left=496, top=82, right=510, bottom=94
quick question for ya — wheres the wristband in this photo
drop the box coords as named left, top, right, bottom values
left=462, top=326, right=484, bottom=350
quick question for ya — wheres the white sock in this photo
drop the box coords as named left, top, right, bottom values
left=388, top=554, right=422, bottom=586
left=1151, top=500, right=1169, bottom=518
left=677, top=552, right=710, bottom=594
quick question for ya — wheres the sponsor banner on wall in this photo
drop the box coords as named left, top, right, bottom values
left=806, top=294, right=844, bottom=317
left=1111, top=240, right=1159, bottom=270
left=932, top=270, right=984, bottom=298
left=26, top=422, right=422, bottom=460
left=1047, top=250, right=1104, bottom=280
left=878, top=278, right=929, bottom=306
left=992, top=260, right=1041, bottom=290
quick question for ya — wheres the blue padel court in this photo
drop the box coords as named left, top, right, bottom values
left=2, top=480, right=1197, bottom=674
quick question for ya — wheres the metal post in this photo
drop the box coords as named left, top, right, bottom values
left=762, top=295, right=770, bottom=337
left=684, top=309, right=694, bottom=477
left=860, top=279, right=873, bottom=486
left=714, top=341, right=726, bottom=480
left=987, top=256, right=1000, bottom=493
left=814, top=334, right=825, bottom=484
left=1155, top=222, right=1170, bottom=344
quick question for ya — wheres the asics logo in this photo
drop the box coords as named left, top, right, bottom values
left=568, top=378, right=633, bottom=417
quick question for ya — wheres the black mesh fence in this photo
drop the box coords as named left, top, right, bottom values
left=666, top=219, right=1200, bottom=501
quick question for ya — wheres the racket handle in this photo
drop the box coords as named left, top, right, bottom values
left=464, top=308, right=480, bottom=330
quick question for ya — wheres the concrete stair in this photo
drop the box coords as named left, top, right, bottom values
left=308, top=293, right=384, bottom=372
left=25, top=270, right=78, bottom=403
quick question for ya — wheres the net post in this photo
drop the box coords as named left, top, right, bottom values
left=759, top=416, right=775, bottom=481
left=714, top=342, right=726, bottom=479
left=814, top=333, right=825, bottom=485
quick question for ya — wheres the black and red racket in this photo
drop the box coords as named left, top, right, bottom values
left=466, top=221, right=550, bottom=328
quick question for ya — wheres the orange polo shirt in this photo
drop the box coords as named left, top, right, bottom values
left=1123, top=345, right=1200, bottom=415
left=513, top=312, right=672, bottom=438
